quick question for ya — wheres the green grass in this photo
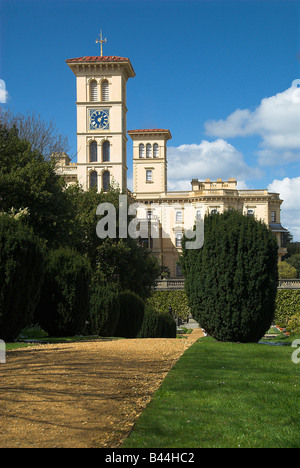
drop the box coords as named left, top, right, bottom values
left=123, top=337, right=300, bottom=448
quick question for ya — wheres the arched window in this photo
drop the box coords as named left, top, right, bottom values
left=103, top=171, right=110, bottom=192
left=153, top=143, right=159, bottom=158
left=90, top=171, right=98, bottom=190
left=101, top=80, right=109, bottom=102
left=90, top=141, right=97, bottom=162
left=139, top=144, right=145, bottom=158
left=146, top=143, right=152, bottom=158
left=90, top=80, right=98, bottom=102
left=103, top=140, right=110, bottom=162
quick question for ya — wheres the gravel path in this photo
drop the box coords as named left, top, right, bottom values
left=0, top=330, right=203, bottom=448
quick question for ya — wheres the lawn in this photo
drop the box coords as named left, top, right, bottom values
left=123, top=337, right=300, bottom=448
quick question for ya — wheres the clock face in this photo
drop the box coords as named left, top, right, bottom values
left=89, top=109, right=109, bottom=130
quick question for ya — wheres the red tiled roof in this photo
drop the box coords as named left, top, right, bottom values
left=66, top=56, right=130, bottom=63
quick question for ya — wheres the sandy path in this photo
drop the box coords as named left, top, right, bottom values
left=0, top=330, right=202, bottom=448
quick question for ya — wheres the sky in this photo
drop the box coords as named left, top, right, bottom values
left=1, top=0, right=300, bottom=239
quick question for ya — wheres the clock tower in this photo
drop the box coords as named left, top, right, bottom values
left=66, top=42, right=135, bottom=192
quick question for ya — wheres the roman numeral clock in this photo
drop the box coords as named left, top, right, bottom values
left=89, top=109, right=110, bottom=130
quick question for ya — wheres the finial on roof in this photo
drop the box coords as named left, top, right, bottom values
left=95, top=30, right=107, bottom=57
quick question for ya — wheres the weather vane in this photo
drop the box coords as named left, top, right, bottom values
left=96, top=30, right=107, bottom=57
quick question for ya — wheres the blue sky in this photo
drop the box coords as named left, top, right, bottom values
left=1, top=0, right=300, bottom=239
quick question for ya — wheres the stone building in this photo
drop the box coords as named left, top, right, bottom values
left=58, top=49, right=287, bottom=277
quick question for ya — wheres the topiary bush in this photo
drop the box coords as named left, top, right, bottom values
left=114, top=290, right=145, bottom=338
left=88, top=284, right=120, bottom=336
left=34, top=246, right=91, bottom=337
left=158, top=312, right=177, bottom=338
left=138, top=305, right=176, bottom=338
left=181, top=210, right=279, bottom=343
left=0, top=215, right=45, bottom=341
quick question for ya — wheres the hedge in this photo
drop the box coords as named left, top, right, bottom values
left=89, top=284, right=120, bottom=337
left=0, top=215, right=45, bottom=341
left=138, top=305, right=177, bottom=338
left=147, top=290, right=190, bottom=320
left=114, top=290, right=145, bottom=338
left=34, top=247, right=91, bottom=337
left=275, top=290, right=300, bottom=328
left=149, top=289, right=300, bottom=331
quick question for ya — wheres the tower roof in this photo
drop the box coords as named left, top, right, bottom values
left=66, top=56, right=131, bottom=63
left=128, top=129, right=172, bottom=140
left=66, top=56, right=135, bottom=77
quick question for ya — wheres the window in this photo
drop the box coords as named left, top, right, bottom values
left=90, top=80, right=98, bottom=102
left=247, top=209, right=254, bottom=217
left=139, top=144, right=145, bottom=158
left=147, top=210, right=153, bottom=220
left=271, top=211, right=276, bottom=222
left=176, top=210, right=183, bottom=222
left=196, top=210, right=201, bottom=221
left=211, top=208, right=218, bottom=214
left=90, top=141, right=97, bottom=162
left=101, top=80, right=109, bottom=101
left=102, top=140, right=110, bottom=162
left=146, top=170, right=152, bottom=182
left=102, top=171, right=110, bottom=191
left=90, top=171, right=98, bottom=189
left=146, top=143, right=152, bottom=158
left=153, top=143, right=159, bottom=158
left=176, top=233, right=182, bottom=248
left=176, top=263, right=183, bottom=277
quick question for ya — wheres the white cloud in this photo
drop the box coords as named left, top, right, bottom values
left=205, top=86, right=300, bottom=165
left=167, top=139, right=261, bottom=191
left=268, top=177, right=300, bottom=241
left=0, top=79, right=8, bottom=104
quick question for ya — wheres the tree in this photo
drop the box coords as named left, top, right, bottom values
left=65, top=183, right=122, bottom=265
left=93, top=238, right=160, bottom=299
left=0, top=108, right=71, bottom=159
left=286, top=254, right=300, bottom=278
left=180, top=210, right=279, bottom=343
left=0, top=123, right=72, bottom=246
left=0, top=215, right=45, bottom=341
left=88, top=284, right=120, bottom=336
left=278, top=261, right=297, bottom=279
left=65, top=184, right=160, bottom=298
left=114, top=290, right=145, bottom=338
left=34, top=247, right=91, bottom=337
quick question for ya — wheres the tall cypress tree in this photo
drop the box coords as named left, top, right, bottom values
left=181, top=210, right=278, bottom=342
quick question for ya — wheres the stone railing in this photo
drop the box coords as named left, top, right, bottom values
left=278, top=278, right=300, bottom=289
left=154, top=278, right=300, bottom=291
left=154, top=279, right=185, bottom=290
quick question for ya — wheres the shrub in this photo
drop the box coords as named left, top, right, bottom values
left=0, top=215, right=45, bottom=341
left=34, top=247, right=91, bottom=337
left=147, top=291, right=190, bottom=321
left=286, top=254, right=300, bottom=278
left=89, top=284, right=120, bottom=336
left=138, top=305, right=176, bottom=338
left=278, top=261, right=297, bottom=279
left=115, top=290, right=145, bottom=338
left=275, top=290, right=300, bottom=328
left=287, top=314, right=300, bottom=334
left=181, top=210, right=279, bottom=343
